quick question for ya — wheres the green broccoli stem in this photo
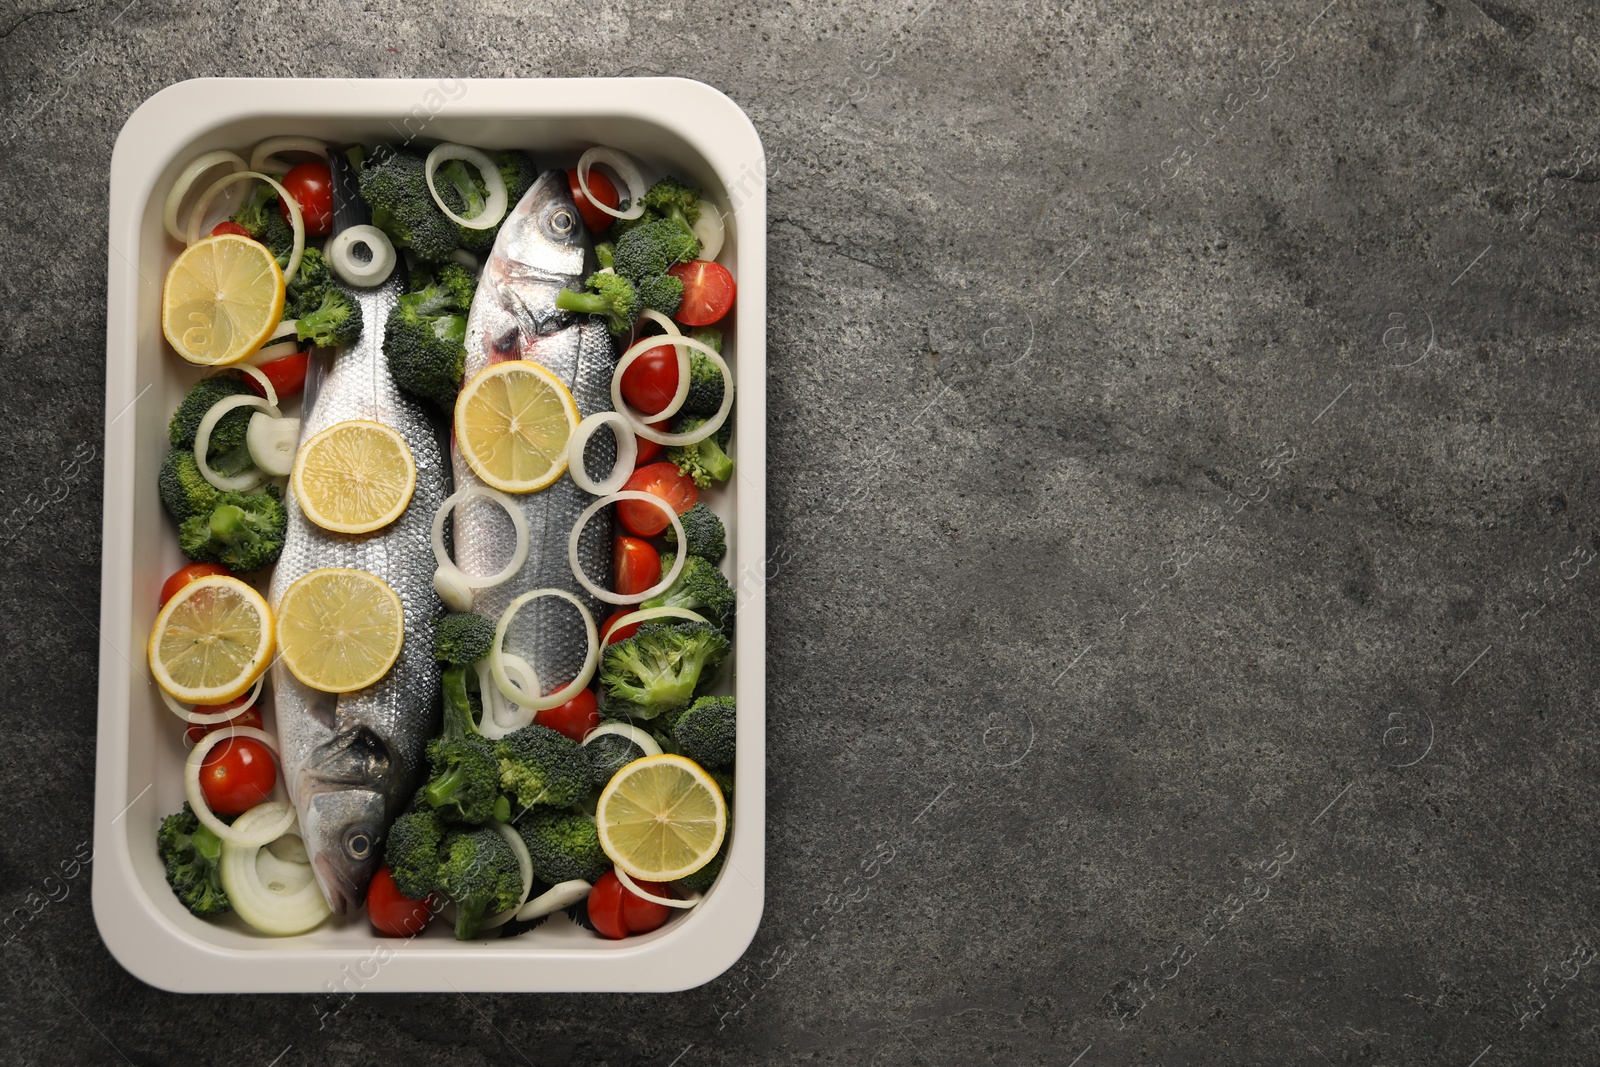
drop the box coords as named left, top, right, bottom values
left=210, top=504, right=262, bottom=547
left=425, top=765, right=468, bottom=810
left=554, top=289, right=612, bottom=315
left=192, top=825, right=223, bottom=865
left=493, top=795, right=511, bottom=823
left=455, top=901, right=487, bottom=941
left=441, top=665, right=474, bottom=740
left=699, top=438, right=734, bottom=483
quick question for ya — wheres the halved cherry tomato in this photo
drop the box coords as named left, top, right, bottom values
left=242, top=351, right=309, bottom=400
left=636, top=419, right=670, bottom=465
left=198, top=737, right=277, bottom=815
left=616, top=463, right=697, bottom=536
left=614, top=536, right=662, bottom=596
left=183, top=698, right=264, bottom=745
left=668, top=260, right=736, bottom=326
left=619, top=343, right=679, bottom=417
left=601, top=609, right=642, bottom=646
left=160, top=562, right=231, bottom=606
left=211, top=221, right=250, bottom=238
left=587, top=870, right=674, bottom=939
left=567, top=167, right=620, bottom=234
left=535, top=688, right=600, bottom=742
left=367, top=866, right=435, bottom=938
left=279, top=160, right=334, bottom=236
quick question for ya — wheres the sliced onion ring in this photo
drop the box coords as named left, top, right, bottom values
left=218, top=811, right=330, bottom=937
left=248, top=337, right=300, bottom=366
left=567, top=492, right=686, bottom=605
left=185, top=169, right=305, bottom=284
left=577, top=147, right=647, bottom=222
left=567, top=412, right=639, bottom=496
left=581, top=721, right=663, bottom=757
left=184, top=727, right=295, bottom=847
left=474, top=655, right=539, bottom=741
left=516, top=879, right=592, bottom=921
left=432, top=486, right=530, bottom=608
left=160, top=674, right=265, bottom=725
left=599, top=606, right=710, bottom=643
left=614, top=864, right=702, bottom=910
left=195, top=393, right=281, bottom=492
left=425, top=144, right=508, bottom=230
left=692, top=199, right=726, bottom=262
left=249, top=136, right=329, bottom=175
left=163, top=150, right=246, bottom=242
left=612, top=334, right=733, bottom=445
left=491, top=589, right=597, bottom=711
left=480, top=821, right=535, bottom=930
left=328, top=224, right=397, bottom=287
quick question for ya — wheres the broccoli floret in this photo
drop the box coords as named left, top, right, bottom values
left=594, top=242, right=615, bottom=270
left=231, top=184, right=295, bottom=263
left=285, top=246, right=332, bottom=317
left=424, top=665, right=505, bottom=825
left=642, top=554, right=736, bottom=630
left=554, top=271, right=638, bottom=336
left=157, top=804, right=230, bottom=917
left=384, top=808, right=447, bottom=900
left=295, top=286, right=362, bottom=349
left=662, top=503, right=726, bottom=563
left=676, top=841, right=726, bottom=894
left=599, top=621, right=730, bottom=719
left=635, top=272, right=685, bottom=317
left=674, top=696, right=736, bottom=770
left=437, top=827, right=524, bottom=940
left=682, top=349, right=725, bottom=418
left=688, top=326, right=722, bottom=353
left=610, top=199, right=654, bottom=241
left=359, top=148, right=460, bottom=263
left=495, top=150, right=538, bottom=206
left=383, top=264, right=476, bottom=409
left=439, top=151, right=537, bottom=255
left=612, top=217, right=700, bottom=280
left=178, top=486, right=286, bottom=573
left=158, top=448, right=221, bottom=523
left=434, top=612, right=497, bottom=666
left=584, top=731, right=647, bottom=785
left=666, top=415, right=734, bottom=489
left=169, top=376, right=256, bottom=477
left=641, top=176, right=703, bottom=229
left=493, top=724, right=592, bottom=812
left=516, top=810, right=610, bottom=885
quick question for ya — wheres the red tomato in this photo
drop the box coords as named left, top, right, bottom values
left=587, top=871, right=675, bottom=939
left=198, top=737, right=277, bottom=815
left=566, top=167, right=620, bottom=234
left=184, top=699, right=264, bottom=745
left=159, top=562, right=230, bottom=606
left=619, top=343, right=680, bottom=417
left=601, top=609, right=641, bottom=646
left=279, top=161, right=334, bottom=236
left=211, top=221, right=250, bottom=238
left=614, top=536, right=662, bottom=595
left=636, top=419, right=670, bottom=465
left=616, top=463, right=697, bottom=537
left=535, top=688, right=600, bottom=742
left=668, top=261, right=736, bottom=326
left=242, top=351, right=309, bottom=400
left=367, top=867, right=435, bottom=938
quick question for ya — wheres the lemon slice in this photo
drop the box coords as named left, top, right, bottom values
left=276, top=568, right=404, bottom=693
left=595, top=754, right=728, bottom=881
left=454, top=360, right=578, bottom=493
left=148, top=575, right=275, bottom=703
left=291, top=419, right=417, bottom=534
left=162, top=234, right=286, bottom=366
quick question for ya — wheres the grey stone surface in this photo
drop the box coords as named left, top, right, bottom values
left=3, top=0, right=1599, bottom=1063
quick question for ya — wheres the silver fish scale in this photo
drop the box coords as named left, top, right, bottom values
left=453, top=171, right=614, bottom=692
left=267, top=270, right=447, bottom=910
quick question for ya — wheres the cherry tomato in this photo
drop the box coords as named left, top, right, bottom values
left=587, top=871, right=675, bottom=939
left=616, top=463, right=697, bottom=537
left=619, top=343, right=679, bottom=417
left=566, top=167, right=620, bottom=234
left=367, top=866, right=435, bottom=938
left=601, top=609, right=642, bottom=646
left=614, top=536, right=662, bottom=596
left=211, top=221, right=250, bottom=238
left=535, top=687, right=600, bottom=742
left=279, top=161, right=334, bottom=236
left=159, top=562, right=230, bottom=606
left=198, top=737, right=277, bottom=815
left=184, top=698, right=264, bottom=745
left=241, top=351, right=309, bottom=400
left=636, top=419, right=670, bottom=465
left=668, top=260, right=736, bottom=326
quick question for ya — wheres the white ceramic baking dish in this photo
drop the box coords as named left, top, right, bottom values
left=93, top=77, right=765, bottom=993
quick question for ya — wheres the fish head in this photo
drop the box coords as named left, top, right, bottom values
left=492, top=169, right=588, bottom=281
left=295, top=725, right=399, bottom=913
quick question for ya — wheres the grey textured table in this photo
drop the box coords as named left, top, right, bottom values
left=3, top=1, right=1598, bottom=1064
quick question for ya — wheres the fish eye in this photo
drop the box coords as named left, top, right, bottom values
left=548, top=208, right=575, bottom=236
left=344, top=828, right=373, bottom=860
